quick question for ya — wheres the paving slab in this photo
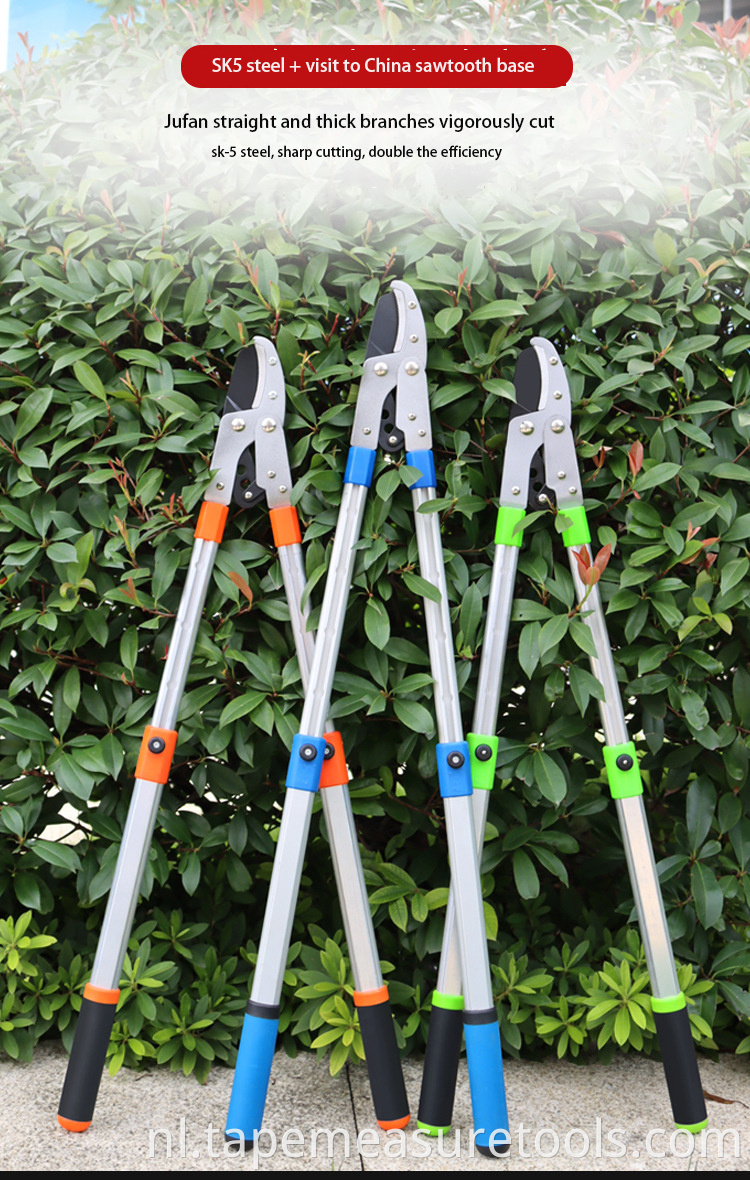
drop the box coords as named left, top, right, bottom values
left=1, top=1042, right=748, bottom=1171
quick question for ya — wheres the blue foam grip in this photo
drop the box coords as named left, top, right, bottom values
left=436, top=742, right=473, bottom=798
left=405, top=450, right=436, bottom=489
left=464, top=1020, right=510, bottom=1154
left=225, top=1012, right=279, bottom=1143
left=286, top=735, right=326, bottom=792
left=344, top=446, right=376, bottom=487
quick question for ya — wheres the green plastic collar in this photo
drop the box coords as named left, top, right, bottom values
left=651, top=993, right=686, bottom=1014
left=417, top=1121, right=450, bottom=1137
left=495, top=505, right=526, bottom=547
left=603, top=741, right=643, bottom=800
left=468, top=734, right=499, bottom=792
left=431, top=991, right=464, bottom=1011
left=559, top=505, right=591, bottom=548
left=675, top=1120, right=708, bottom=1134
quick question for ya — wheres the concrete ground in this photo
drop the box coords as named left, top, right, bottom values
left=2, top=1043, right=748, bottom=1171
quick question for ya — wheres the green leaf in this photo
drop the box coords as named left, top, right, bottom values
left=73, top=360, right=107, bottom=401
left=512, top=850, right=540, bottom=899
left=592, top=298, right=629, bottom=327
left=393, top=698, right=434, bottom=735
left=690, top=861, right=723, bottom=928
left=533, top=751, right=566, bottom=805
left=459, top=584, right=482, bottom=649
left=364, top=599, right=390, bottom=650
left=402, top=571, right=441, bottom=604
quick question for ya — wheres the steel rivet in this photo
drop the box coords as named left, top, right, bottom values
left=408, top=413, right=416, bottom=421
left=512, top=486, right=521, bottom=495
left=231, top=418, right=245, bottom=432
left=410, top=334, right=418, bottom=343
left=374, top=362, right=388, bottom=377
left=550, top=358, right=558, bottom=366
left=553, top=391, right=562, bottom=400
left=261, top=418, right=276, bottom=433
left=569, top=486, right=577, bottom=494
left=557, top=471, right=566, bottom=480
left=268, top=470, right=276, bottom=479
left=418, top=429, right=426, bottom=437
left=279, top=485, right=288, bottom=493
left=216, top=482, right=225, bottom=490
left=405, top=361, right=419, bottom=376
left=268, top=390, right=278, bottom=400
left=269, top=357, right=277, bottom=365
left=520, top=421, right=534, bottom=435
left=363, top=427, right=371, bottom=435
left=408, top=300, right=416, bottom=309
left=551, top=419, right=565, bottom=433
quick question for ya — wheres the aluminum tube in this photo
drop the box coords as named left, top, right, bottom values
left=412, top=488, right=463, bottom=743
left=152, top=538, right=219, bottom=728
left=569, top=550, right=680, bottom=999
left=436, top=788, right=491, bottom=994
left=278, top=543, right=316, bottom=692
left=250, top=791, right=316, bottom=1001
left=472, top=545, right=519, bottom=738
left=91, top=537, right=219, bottom=988
left=299, top=483, right=369, bottom=737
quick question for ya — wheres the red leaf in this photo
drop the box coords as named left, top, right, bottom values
left=628, top=440, right=644, bottom=477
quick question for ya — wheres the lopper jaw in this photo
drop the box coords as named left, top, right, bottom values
left=499, top=338, right=583, bottom=516
left=350, top=280, right=433, bottom=455
left=205, top=337, right=294, bottom=513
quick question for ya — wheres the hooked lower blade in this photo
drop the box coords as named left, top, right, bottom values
left=223, top=347, right=260, bottom=416
left=365, top=291, right=399, bottom=360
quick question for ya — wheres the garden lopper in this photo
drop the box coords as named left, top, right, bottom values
left=417, top=337, right=708, bottom=1137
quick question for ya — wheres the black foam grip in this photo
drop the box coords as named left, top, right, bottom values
left=357, top=999, right=409, bottom=1124
left=417, top=1004, right=463, bottom=1130
left=58, top=997, right=117, bottom=1126
left=653, top=1007, right=707, bottom=1127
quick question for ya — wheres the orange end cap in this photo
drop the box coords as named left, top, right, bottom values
left=135, top=726, right=178, bottom=785
left=58, top=1116, right=92, bottom=1133
left=353, top=985, right=389, bottom=1008
left=195, top=500, right=228, bottom=543
left=378, top=1116, right=411, bottom=1131
left=319, top=731, right=348, bottom=790
left=269, top=504, right=302, bottom=548
left=83, top=983, right=120, bottom=1005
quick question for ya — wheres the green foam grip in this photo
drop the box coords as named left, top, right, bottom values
left=651, top=993, right=686, bottom=1014
left=603, top=741, right=643, bottom=799
left=468, top=734, right=499, bottom=792
left=494, top=506, right=525, bottom=547
left=559, top=505, right=590, bottom=548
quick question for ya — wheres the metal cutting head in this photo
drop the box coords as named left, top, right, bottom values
left=350, top=280, right=432, bottom=454
left=498, top=338, right=582, bottom=513
left=204, top=337, right=293, bottom=512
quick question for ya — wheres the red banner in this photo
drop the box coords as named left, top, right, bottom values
left=182, top=45, right=573, bottom=89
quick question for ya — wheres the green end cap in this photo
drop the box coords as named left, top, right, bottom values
left=559, top=505, right=591, bottom=548
left=651, top=992, right=686, bottom=1014
left=431, top=991, right=464, bottom=1012
left=675, top=1119, right=708, bottom=1134
left=417, top=1121, right=450, bottom=1137
left=468, top=733, right=499, bottom=792
left=495, top=505, right=525, bottom=547
left=603, top=741, right=643, bottom=799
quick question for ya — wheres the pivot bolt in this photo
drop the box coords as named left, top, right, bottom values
left=447, top=750, right=465, bottom=769
left=551, top=419, right=565, bottom=433
left=475, top=745, right=493, bottom=762
left=616, top=754, right=634, bottom=772
left=374, top=362, right=389, bottom=377
left=404, top=361, right=420, bottom=376
left=261, top=418, right=276, bottom=433
left=244, top=490, right=253, bottom=501
left=231, top=418, right=245, bottom=432
left=389, top=435, right=398, bottom=446
left=520, top=421, right=534, bottom=435
left=148, top=736, right=166, bottom=754
left=300, top=744, right=318, bottom=762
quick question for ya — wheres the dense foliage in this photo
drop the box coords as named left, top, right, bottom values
left=0, top=0, right=749, bottom=1083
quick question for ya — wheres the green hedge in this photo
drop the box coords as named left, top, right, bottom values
left=1, top=0, right=749, bottom=1081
